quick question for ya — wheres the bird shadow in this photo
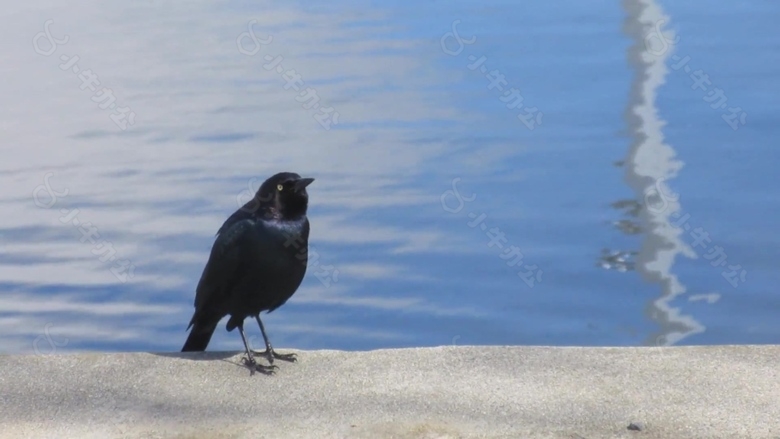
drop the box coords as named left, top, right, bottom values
left=150, top=351, right=279, bottom=375
left=152, top=351, right=247, bottom=368
left=152, top=351, right=240, bottom=361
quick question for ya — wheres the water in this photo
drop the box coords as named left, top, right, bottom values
left=1, top=0, right=778, bottom=354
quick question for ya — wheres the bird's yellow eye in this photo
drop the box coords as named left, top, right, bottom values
left=277, top=184, right=284, bottom=191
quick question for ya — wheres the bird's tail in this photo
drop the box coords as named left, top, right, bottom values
left=181, top=319, right=218, bottom=352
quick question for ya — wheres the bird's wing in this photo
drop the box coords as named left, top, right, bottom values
left=216, top=204, right=254, bottom=236
left=192, top=218, right=259, bottom=313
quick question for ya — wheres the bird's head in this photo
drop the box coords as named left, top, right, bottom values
left=253, top=172, right=314, bottom=220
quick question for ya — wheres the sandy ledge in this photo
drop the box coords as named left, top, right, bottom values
left=1, top=345, right=779, bottom=438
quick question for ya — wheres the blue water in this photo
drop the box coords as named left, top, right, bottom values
left=1, top=0, right=778, bottom=354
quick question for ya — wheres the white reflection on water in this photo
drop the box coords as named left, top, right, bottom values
left=621, top=0, right=705, bottom=346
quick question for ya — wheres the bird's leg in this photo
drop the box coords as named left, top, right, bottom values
left=252, top=315, right=297, bottom=363
left=238, top=323, right=277, bottom=375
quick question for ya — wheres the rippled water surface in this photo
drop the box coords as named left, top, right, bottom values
left=1, top=0, right=778, bottom=353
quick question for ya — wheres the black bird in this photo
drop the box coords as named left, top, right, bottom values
left=181, top=171, right=314, bottom=374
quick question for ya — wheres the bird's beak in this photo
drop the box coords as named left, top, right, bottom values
left=293, top=177, right=315, bottom=192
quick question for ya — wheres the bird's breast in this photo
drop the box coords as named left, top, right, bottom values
left=257, top=218, right=309, bottom=270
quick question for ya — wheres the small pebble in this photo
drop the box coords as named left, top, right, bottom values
left=627, top=422, right=645, bottom=431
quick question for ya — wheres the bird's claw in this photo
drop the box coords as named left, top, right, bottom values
left=253, top=349, right=298, bottom=364
left=241, top=355, right=278, bottom=375
left=275, top=352, right=298, bottom=363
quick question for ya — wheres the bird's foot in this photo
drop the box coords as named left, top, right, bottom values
left=253, top=348, right=298, bottom=364
left=241, top=355, right=278, bottom=376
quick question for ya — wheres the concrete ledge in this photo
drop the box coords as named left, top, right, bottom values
left=1, top=345, right=779, bottom=438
